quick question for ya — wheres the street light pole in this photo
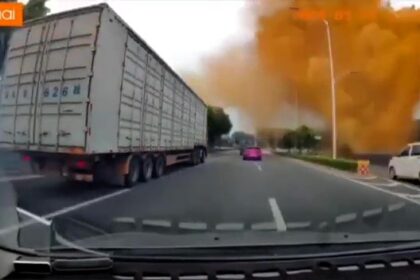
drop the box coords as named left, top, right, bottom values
left=323, top=19, right=337, bottom=160
left=294, top=85, right=299, bottom=152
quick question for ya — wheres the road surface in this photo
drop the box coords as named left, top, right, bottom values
left=3, top=150, right=420, bottom=247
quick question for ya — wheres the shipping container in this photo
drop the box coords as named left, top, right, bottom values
left=0, top=4, right=207, bottom=187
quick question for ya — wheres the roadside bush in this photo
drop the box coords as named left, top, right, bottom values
left=296, top=155, right=357, bottom=172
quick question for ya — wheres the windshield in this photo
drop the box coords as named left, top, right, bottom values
left=2, top=0, right=420, bottom=260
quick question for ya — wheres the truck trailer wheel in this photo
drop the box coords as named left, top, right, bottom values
left=190, top=149, right=199, bottom=166
left=139, top=156, right=153, bottom=182
left=152, top=155, right=165, bottom=178
left=124, top=157, right=140, bottom=188
left=199, top=148, right=206, bottom=164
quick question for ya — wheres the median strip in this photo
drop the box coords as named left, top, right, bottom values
left=291, top=155, right=358, bottom=172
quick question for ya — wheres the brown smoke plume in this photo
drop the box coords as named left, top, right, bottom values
left=187, top=0, right=420, bottom=153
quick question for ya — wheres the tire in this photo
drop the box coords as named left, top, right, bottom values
left=191, top=149, right=199, bottom=166
left=124, top=157, right=140, bottom=188
left=152, top=155, right=165, bottom=178
left=139, top=156, right=153, bottom=182
left=199, top=148, right=206, bottom=164
left=389, top=167, right=397, bottom=180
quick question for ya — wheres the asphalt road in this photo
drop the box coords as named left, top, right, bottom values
left=3, top=150, right=420, bottom=248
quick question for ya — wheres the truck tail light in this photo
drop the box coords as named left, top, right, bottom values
left=75, top=160, right=89, bottom=170
left=22, top=155, right=31, bottom=162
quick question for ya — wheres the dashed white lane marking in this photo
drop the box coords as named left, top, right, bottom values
left=0, top=174, right=43, bottom=182
left=252, top=272, right=280, bottom=278
left=268, top=198, right=287, bottom=232
left=388, top=202, right=406, bottom=212
left=292, top=159, right=420, bottom=207
left=362, top=208, right=383, bottom=218
left=286, top=221, right=311, bottom=229
left=251, top=222, right=276, bottom=231
left=215, top=223, right=244, bottom=231
left=335, top=213, right=357, bottom=224
left=142, top=219, right=171, bottom=227
left=179, top=222, right=207, bottom=230
left=180, top=276, right=208, bottom=280
left=253, top=162, right=262, bottom=171
left=17, top=207, right=51, bottom=226
left=114, top=217, right=136, bottom=224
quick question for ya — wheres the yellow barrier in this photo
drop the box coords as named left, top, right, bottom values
left=357, top=160, right=370, bottom=176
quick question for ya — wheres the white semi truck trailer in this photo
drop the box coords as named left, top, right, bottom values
left=0, top=4, right=207, bottom=187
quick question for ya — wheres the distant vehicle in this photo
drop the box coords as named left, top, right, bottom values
left=243, top=147, right=262, bottom=161
left=388, top=143, right=420, bottom=180
left=0, top=4, right=207, bottom=188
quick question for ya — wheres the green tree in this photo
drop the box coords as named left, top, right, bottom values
left=0, top=0, right=50, bottom=73
left=281, top=125, right=318, bottom=151
left=296, top=125, right=317, bottom=149
left=25, top=0, right=50, bottom=21
left=207, top=106, right=232, bottom=146
left=281, top=130, right=296, bottom=150
left=231, top=131, right=254, bottom=145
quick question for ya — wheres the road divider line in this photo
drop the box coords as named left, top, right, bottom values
left=375, top=181, right=399, bottom=187
left=286, top=221, right=311, bottom=229
left=335, top=213, right=357, bottom=224
left=179, top=222, right=207, bottom=230
left=17, top=207, right=51, bottom=226
left=354, top=175, right=377, bottom=180
left=362, top=208, right=383, bottom=218
left=394, top=181, right=420, bottom=193
left=251, top=222, right=276, bottom=231
left=0, top=174, right=43, bottom=182
left=215, top=223, right=244, bottom=231
left=254, top=162, right=263, bottom=171
left=387, top=202, right=406, bottom=212
left=268, top=198, right=287, bottom=232
left=291, top=158, right=420, bottom=207
left=142, top=219, right=171, bottom=227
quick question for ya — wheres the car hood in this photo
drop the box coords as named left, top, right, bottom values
left=53, top=229, right=420, bottom=251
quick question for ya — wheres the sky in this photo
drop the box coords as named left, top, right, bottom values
left=41, top=0, right=252, bottom=72
left=20, top=0, right=420, bottom=133
left=27, top=0, right=417, bottom=73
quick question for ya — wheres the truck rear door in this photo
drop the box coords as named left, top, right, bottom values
left=0, top=11, right=100, bottom=150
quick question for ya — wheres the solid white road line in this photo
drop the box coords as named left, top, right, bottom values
left=268, top=197, right=287, bottom=232
left=253, top=162, right=262, bottom=171
left=0, top=174, right=43, bottom=182
left=17, top=207, right=51, bottom=226
left=291, top=158, right=420, bottom=207
left=375, top=181, right=399, bottom=187
left=355, top=175, right=377, bottom=180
